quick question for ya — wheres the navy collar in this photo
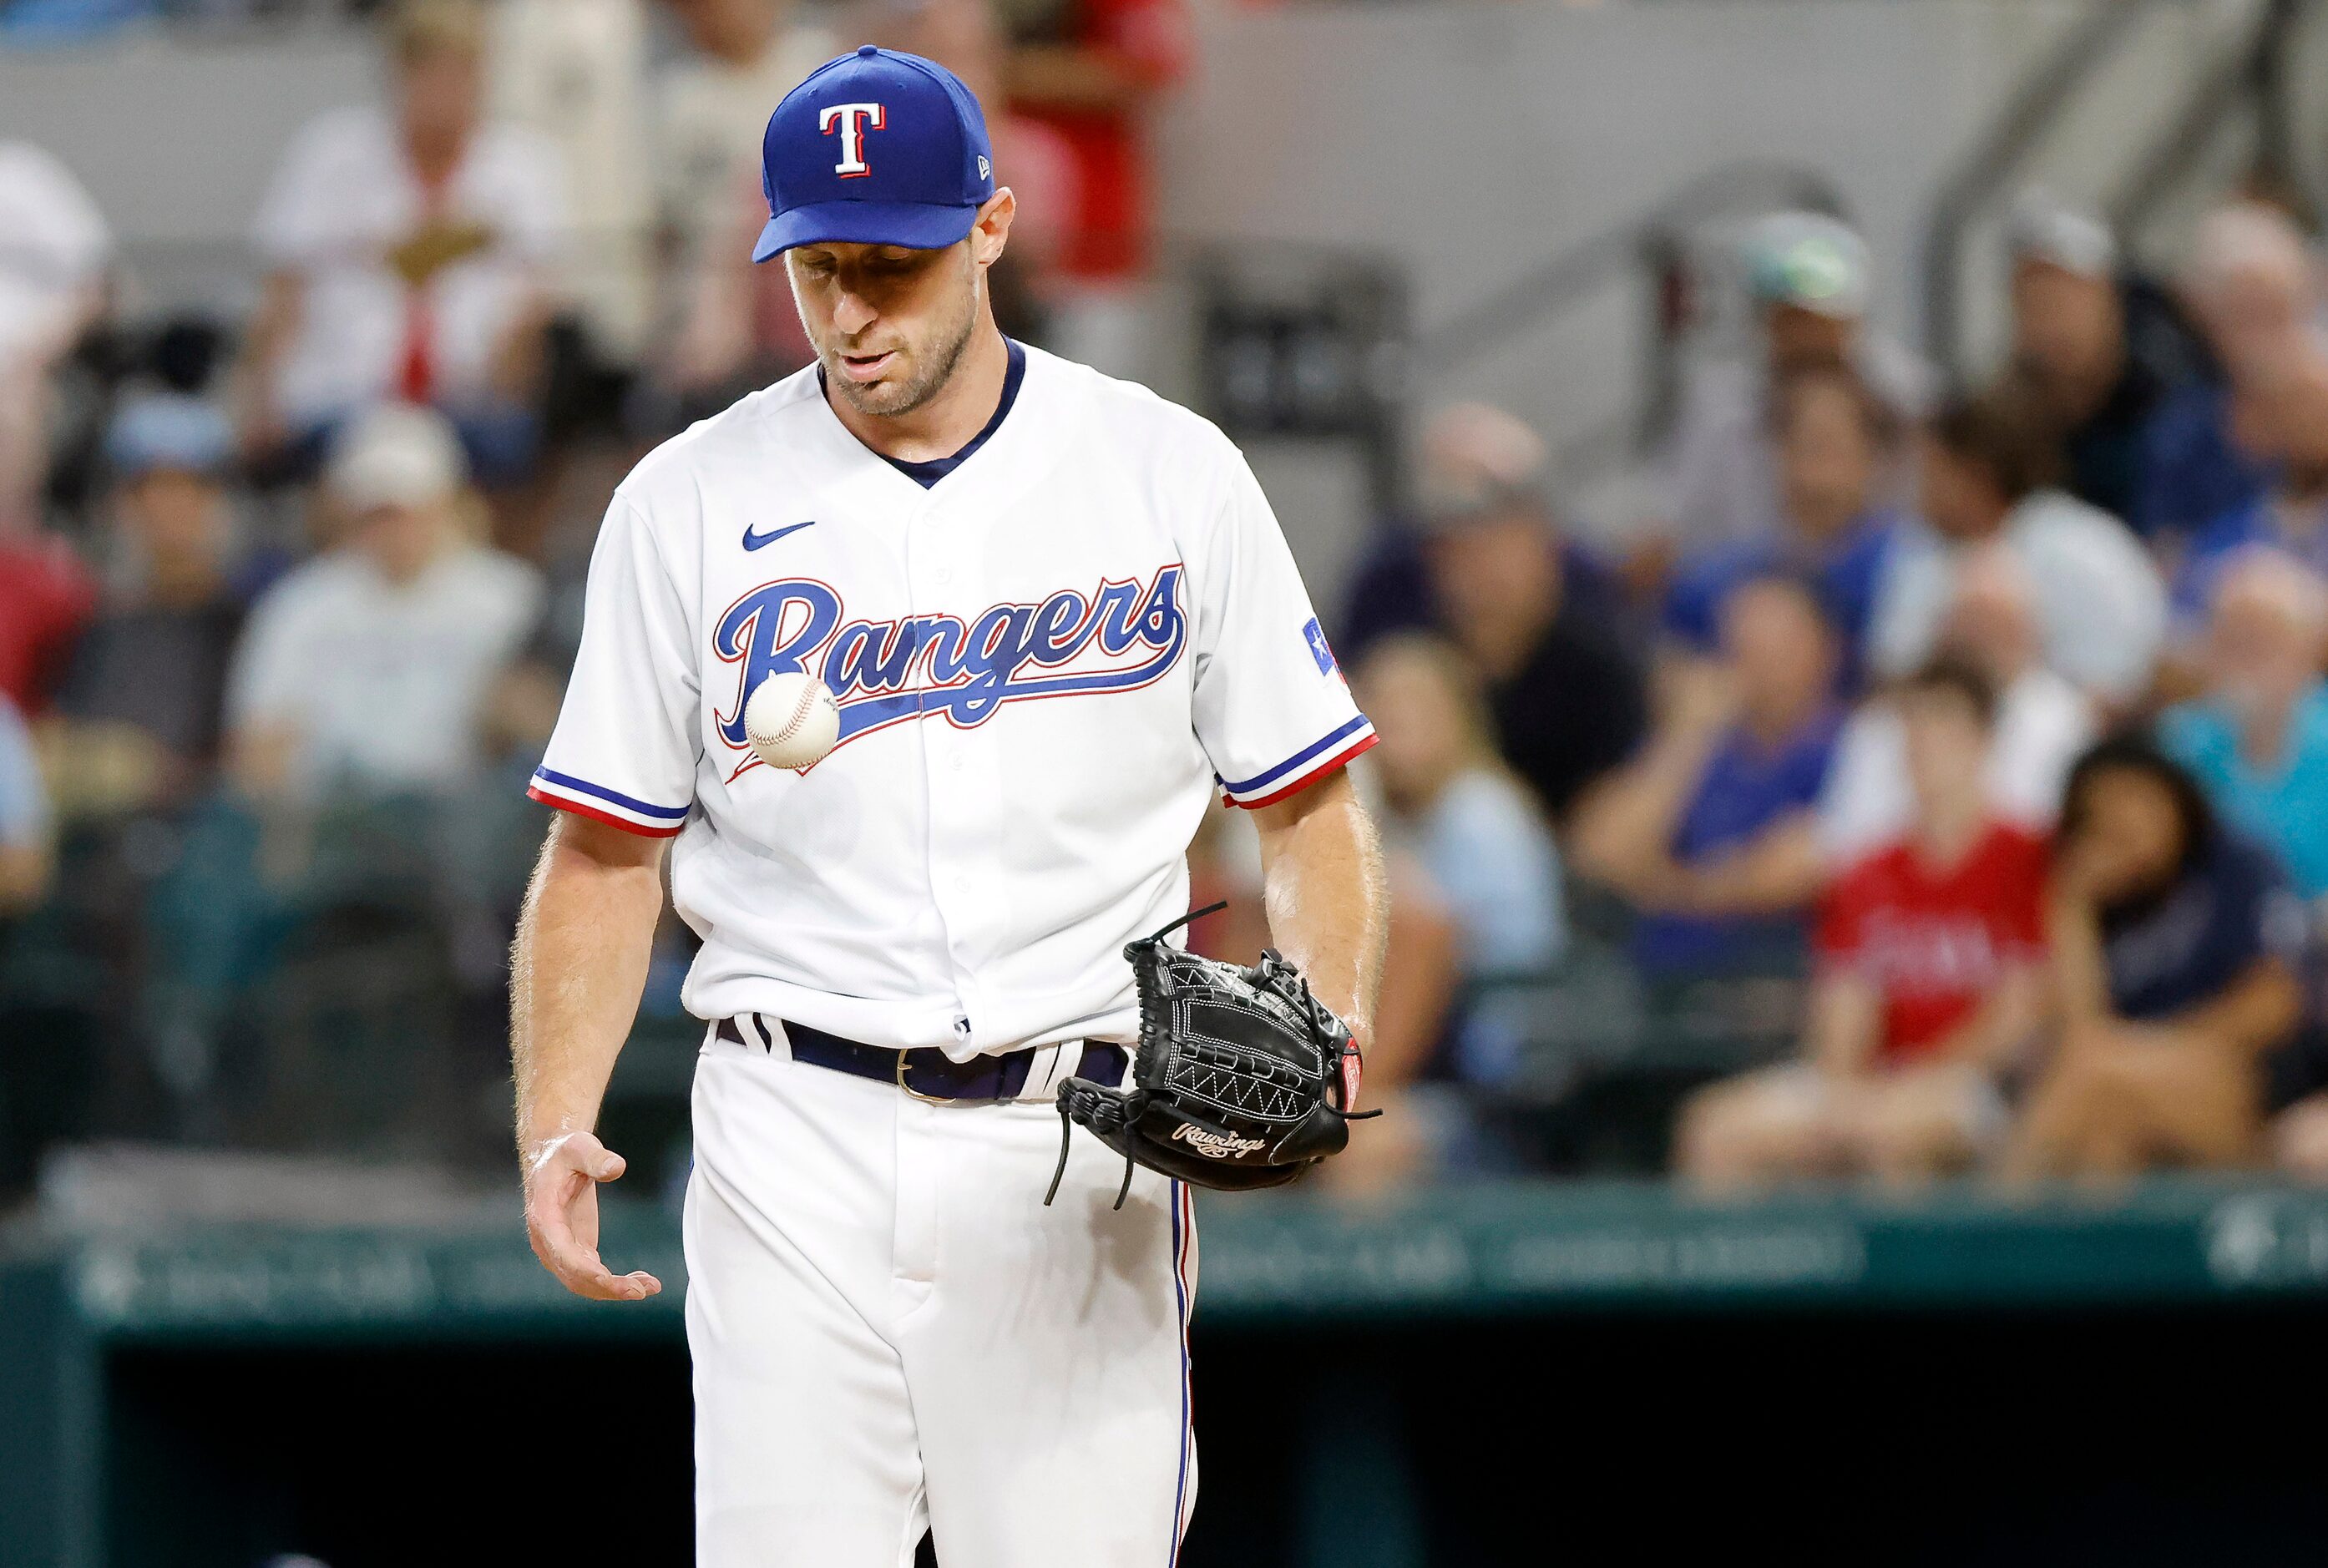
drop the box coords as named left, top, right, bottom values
left=820, top=338, right=1027, bottom=490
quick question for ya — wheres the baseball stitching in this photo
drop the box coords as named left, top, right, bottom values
left=761, top=682, right=826, bottom=754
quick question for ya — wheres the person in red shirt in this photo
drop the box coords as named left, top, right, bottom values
left=1005, top=0, right=1188, bottom=283
left=1000, top=0, right=1188, bottom=375
left=0, top=524, right=96, bottom=716
left=1676, top=657, right=2050, bottom=1189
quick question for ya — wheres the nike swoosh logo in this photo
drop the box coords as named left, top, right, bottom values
left=743, top=520, right=817, bottom=551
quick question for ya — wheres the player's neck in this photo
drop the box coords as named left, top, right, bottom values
left=832, top=318, right=1012, bottom=466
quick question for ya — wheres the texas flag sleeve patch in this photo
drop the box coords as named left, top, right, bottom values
left=1303, top=616, right=1338, bottom=675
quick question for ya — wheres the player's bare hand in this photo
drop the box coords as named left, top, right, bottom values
left=524, top=1130, right=664, bottom=1302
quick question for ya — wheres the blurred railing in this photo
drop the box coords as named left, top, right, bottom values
left=1921, top=0, right=2322, bottom=384
left=2109, top=0, right=2321, bottom=241
left=5, top=768, right=1817, bottom=1199
left=1186, top=159, right=1848, bottom=525
left=1412, top=159, right=1845, bottom=488
left=1920, top=0, right=2170, bottom=382
left=3, top=781, right=574, bottom=1171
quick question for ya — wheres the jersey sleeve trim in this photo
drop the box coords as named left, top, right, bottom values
left=1218, top=719, right=1379, bottom=810
left=1217, top=714, right=1374, bottom=798
left=528, top=767, right=691, bottom=836
left=528, top=787, right=687, bottom=838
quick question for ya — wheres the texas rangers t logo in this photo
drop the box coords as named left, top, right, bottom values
left=818, top=103, right=885, bottom=177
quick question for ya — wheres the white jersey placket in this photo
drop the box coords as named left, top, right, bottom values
left=891, top=473, right=991, bottom=1320
left=900, top=474, right=993, bottom=1056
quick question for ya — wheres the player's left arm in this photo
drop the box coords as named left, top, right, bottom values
left=1250, top=766, right=1389, bottom=1064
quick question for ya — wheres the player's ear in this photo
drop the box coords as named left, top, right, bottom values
left=969, top=188, right=1015, bottom=268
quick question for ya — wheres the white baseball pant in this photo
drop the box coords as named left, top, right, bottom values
left=684, top=1023, right=1198, bottom=1566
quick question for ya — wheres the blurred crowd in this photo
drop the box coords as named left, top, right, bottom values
left=0, top=0, right=1187, bottom=1196
left=8, top=0, right=2328, bottom=1207
left=1267, top=192, right=2328, bottom=1194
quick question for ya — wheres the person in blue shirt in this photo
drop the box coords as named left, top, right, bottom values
left=2007, top=735, right=2307, bottom=1178
left=2159, top=547, right=2328, bottom=898
left=2133, top=201, right=2315, bottom=544
left=1339, top=400, right=1627, bottom=662
left=1574, top=573, right=1843, bottom=979
left=2167, top=350, right=2328, bottom=631
left=0, top=693, right=50, bottom=922
left=2004, top=194, right=2212, bottom=538
left=1355, top=632, right=1566, bottom=1103
left=2139, top=379, right=2274, bottom=544
left=1662, top=360, right=1902, bottom=692
left=1355, top=633, right=1565, bottom=979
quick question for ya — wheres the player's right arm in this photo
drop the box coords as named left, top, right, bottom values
left=509, top=487, right=702, bottom=1302
left=512, top=812, right=669, bottom=1301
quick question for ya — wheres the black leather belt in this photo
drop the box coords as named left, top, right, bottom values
left=715, top=1014, right=1127, bottom=1102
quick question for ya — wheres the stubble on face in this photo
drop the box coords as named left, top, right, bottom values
left=808, top=250, right=983, bottom=420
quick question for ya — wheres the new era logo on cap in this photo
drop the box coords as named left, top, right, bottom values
left=754, top=45, right=997, bottom=263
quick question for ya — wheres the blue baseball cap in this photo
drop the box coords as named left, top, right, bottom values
left=106, top=394, right=233, bottom=481
left=753, top=45, right=996, bottom=263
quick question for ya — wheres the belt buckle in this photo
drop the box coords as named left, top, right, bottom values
left=894, top=1049, right=954, bottom=1105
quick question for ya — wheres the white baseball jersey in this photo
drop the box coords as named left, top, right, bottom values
left=530, top=342, right=1374, bottom=1059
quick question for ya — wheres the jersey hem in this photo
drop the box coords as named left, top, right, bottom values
left=1222, top=729, right=1378, bottom=810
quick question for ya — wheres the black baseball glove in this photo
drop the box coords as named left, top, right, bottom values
left=1045, top=903, right=1377, bottom=1208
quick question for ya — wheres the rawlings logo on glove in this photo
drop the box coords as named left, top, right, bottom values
left=1045, top=903, right=1379, bottom=1207
left=1172, top=1125, right=1268, bottom=1160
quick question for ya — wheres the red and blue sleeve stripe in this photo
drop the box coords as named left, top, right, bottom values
left=526, top=766, right=692, bottom=837
left=1217, top=714, right=1378, bottom=809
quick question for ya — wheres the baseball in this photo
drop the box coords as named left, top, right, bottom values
left=744, top=671, right=840, bottom=771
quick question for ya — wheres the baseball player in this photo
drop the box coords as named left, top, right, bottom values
left=511, top=45, right=1389, bottom=1567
